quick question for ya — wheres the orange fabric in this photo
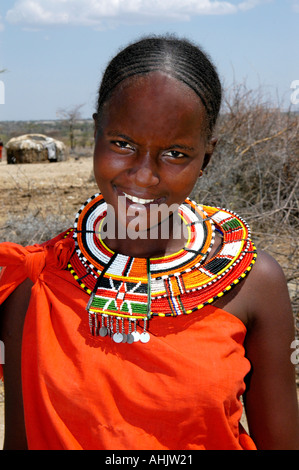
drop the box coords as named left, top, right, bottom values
left=0, top=233, right=257, bottom=450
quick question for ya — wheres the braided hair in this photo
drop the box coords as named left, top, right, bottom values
left=95, top=35, right=222, bottom=138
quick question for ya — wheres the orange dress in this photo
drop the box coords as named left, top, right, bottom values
left=0, top=232, right=256, bottom=450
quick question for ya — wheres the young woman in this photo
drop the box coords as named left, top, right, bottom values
left=0, top=36, right=298, bottom=450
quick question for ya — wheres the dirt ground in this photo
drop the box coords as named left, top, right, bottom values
left=0, top=154, right=99, bottom=240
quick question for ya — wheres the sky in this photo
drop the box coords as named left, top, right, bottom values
left=0, top=0, right=298, bottom=121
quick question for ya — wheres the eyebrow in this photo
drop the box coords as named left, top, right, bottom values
left=106, top=131, right=196, bottom=152
left=107, top=131, right=137, bottom=144
left=170, top=144, right=196, bottom=152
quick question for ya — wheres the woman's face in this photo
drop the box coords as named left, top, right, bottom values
left=93, top=71, right=216, bottom=236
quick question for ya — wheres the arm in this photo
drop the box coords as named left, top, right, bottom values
left=243, top=250, right=299, bottom=450
left=0, top=278, right=33, bottom=450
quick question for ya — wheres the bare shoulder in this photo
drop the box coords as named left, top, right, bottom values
left=213, top=247, right=292, bottom=326
left=243, top=248, right=293, bottom=324
left=250, top=248, right=287, bottom=282
left=243, top=247, right=294, bottom=366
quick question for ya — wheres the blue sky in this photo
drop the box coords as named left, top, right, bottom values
left=0, top=0, right=298, bottom=121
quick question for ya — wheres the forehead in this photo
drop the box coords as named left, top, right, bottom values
left=99, top=72, right=207, bottom=140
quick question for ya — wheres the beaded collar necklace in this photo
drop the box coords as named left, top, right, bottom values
left=67, top=194, right=257, bottom=344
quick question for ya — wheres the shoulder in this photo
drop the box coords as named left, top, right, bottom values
left=246, top=248, right=289, bottom=304
left=245, top=249, right=292, bottom=322
left=251, top=249, right=286, bottom=281
left=212, top=247, right=291, bottom=326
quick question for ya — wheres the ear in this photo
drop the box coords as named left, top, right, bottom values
left=201, top=136, right=218, bottom=171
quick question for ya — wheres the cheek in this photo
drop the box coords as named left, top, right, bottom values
left=93, top=153, right=111, bottom=191
left=93, top=154, right=102, bottom=186
left=93, top=143, right=113, bottom=181
left=93, top=139, right=128, bottom=178
left=166, top=164, right=202, bottom=195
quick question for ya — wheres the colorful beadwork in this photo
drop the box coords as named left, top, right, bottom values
left=66, top=194, right=257, bottom=342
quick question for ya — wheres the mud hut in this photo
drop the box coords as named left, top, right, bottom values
left=5, top=134, right=65, bottom=164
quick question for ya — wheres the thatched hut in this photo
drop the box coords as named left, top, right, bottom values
left=5, top=134, right=65, bottom=164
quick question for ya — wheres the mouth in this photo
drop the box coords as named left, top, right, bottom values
left=112, top=185, right=167, bottom=208
left=123, top=192, right=156, bottom=205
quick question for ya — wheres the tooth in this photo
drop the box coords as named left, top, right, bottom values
left=124, top=192, right=154, bottom=204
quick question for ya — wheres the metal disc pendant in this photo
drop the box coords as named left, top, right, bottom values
left=113, top=332, right=123, bottom=343
left=126, top=333, right=134, bottom=344
left=99, top=326, right=108, bottom=337
left=122, top=333, right=127, bottom=343
left=140, top=332, right=150, bottom=343
left=131, top=331, right=140, bottom=342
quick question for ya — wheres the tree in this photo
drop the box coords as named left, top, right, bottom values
left=56, top=104, right=85, bottom=150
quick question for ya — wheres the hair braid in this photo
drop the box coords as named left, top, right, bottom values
left=96, top=35, right=222, bottom=137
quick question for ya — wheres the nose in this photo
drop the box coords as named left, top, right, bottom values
left=134, top=167, right=160, bottom=187
left=131, top=154, right=160, bottom=188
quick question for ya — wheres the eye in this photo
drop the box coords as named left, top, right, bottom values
left=111, top=140, right=135, bottom=151
left=164, top=150, right=187, bottom=159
